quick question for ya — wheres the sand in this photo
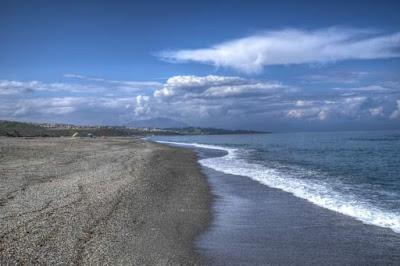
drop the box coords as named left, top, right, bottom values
left=0, top=137, right=211, bottom=265
left=194, top=148, right=400, bottom=265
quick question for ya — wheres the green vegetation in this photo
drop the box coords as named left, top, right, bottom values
left=0, top=121, right=50, bottom=137
left=0, top=120, right=161, bottom=137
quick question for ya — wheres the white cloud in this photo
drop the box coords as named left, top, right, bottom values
left=314, top=97, right=367, bottom=120
left=318, top=110, right=329, bottom=120
left=0, top=75, right=163, bottom=96
left=154, top=75, right=287, bottom=98
left=286, top=96, right=372, bottom=121
left=0, top=80, right=42, bottom=94
left=2, top=74, right=400, bottom=127
left=159, top=28, right=400, bottom=73
left=135, top=95, right=150, bottom=116
left=334, top=85, right=391, bottom=92
left=12, top=97, right=87, bottom=116
left=286, top=107, right=328, bottom=120
left=203, top=82, right=284, bottom=97
left=0, top=79, right=103, bottom=94
left=369, top=106, right=384, bottom=117
left=287, top=109, right=306, bottom=118
left=5, top=97, right=139, bottom=119
left=390, top=100, right=400, bottom=119
left=64, top=74, right=162, bottom=91
left=295, top=100, right=313, bottom=107
left=154, top=75, right=246, bottom=98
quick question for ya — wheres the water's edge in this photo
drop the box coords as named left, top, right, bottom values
left=156, top=140, right=400, bottom=234
left=153, top=139, right=400, bottom=264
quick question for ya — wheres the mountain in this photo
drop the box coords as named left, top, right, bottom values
left=127, top=117, right=189, bottom=129
left=166, top=127, right=266, bottom=135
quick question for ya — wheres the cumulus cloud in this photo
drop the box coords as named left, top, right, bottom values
left=0, top=77, right=157, bottom=122
left=135, top=95, right=151, bottom=116
left=154, top=75, right=247, bottom=98
left=286, top=96, right=374, bottom=121
left=341, top=97, right=368, bottom=116
left=295, top=100, right=313, bottom=107
left=286, top=107, right=329, bottom=121
left=11, top=97, right=87, bottom=116
left=390, top=100, right=400, bottom=119
left=318, top=110, right=329, bottom=120
left=287, top=109, right=306, bottom=119
left=154, top=75, right=288, bottom=98
left=158, top=28, right=400, bottom=73
left=369, top=106, right=384, bottom=117
left=1, top=74, right=400, bottom=128
left=0, top=80, right=43, bottom=94
left=7, top=97, right=138, bottom=118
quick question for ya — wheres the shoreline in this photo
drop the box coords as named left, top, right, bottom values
left=0, top=137, right=212, bottom=265
left=155, top=138, right=400, bottom=234
left=182, top=144, right=400, bottom=265
left=3, top=136, right=399, bottom=265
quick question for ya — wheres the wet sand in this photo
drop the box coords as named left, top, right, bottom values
left=0, top=137, right=211, bottom=265
left=194, top=148, right=400, bottom=265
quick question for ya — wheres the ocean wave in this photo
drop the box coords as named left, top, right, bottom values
left=156, top=140, right=400, bottom=234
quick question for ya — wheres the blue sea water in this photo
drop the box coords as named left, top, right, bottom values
left=152, top=130, right=400, bottom=233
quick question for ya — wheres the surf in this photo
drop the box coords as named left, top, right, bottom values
left=156, top=140, right=400, bottom=233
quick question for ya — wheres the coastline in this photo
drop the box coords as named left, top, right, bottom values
left=179, top=143, right=400, bottom=265
left=2, top=135, right=399, bottom=265
left=197, top=166, right=400, bottom=265
left=0, top=137, right=211, bottom=265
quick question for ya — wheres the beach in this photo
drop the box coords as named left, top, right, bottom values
left=153, top=133, right=400, bottom=265
left=0, top=137, right=211, bottom=265
left=2, top=136, right=400, bottom=265
left=197, top=166, right=400, bottom=265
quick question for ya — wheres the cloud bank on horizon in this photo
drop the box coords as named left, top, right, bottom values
left=158, top=28, right=400, bottom=73
left=1, top=70, right=399, bottom=130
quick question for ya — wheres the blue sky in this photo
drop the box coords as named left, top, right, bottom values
left=1, top=0, right=400, bottom=131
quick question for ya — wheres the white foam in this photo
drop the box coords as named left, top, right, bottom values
left=156, top=140, right=400, bottom=234
left=156, top=140, right=235, bottom=153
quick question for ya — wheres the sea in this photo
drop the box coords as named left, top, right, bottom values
left=152, top=130, right=400, bottom=234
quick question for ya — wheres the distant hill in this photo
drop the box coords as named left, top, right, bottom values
left=126, top=117, right=189, bottom=129
left=0, top=120, right=266, bottom=137
left=0, top=120, right=175, bottom=137
left=166, top=127, right=266, bottom=135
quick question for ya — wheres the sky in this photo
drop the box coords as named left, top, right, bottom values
left=1, top=0, right=400, bottom=131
